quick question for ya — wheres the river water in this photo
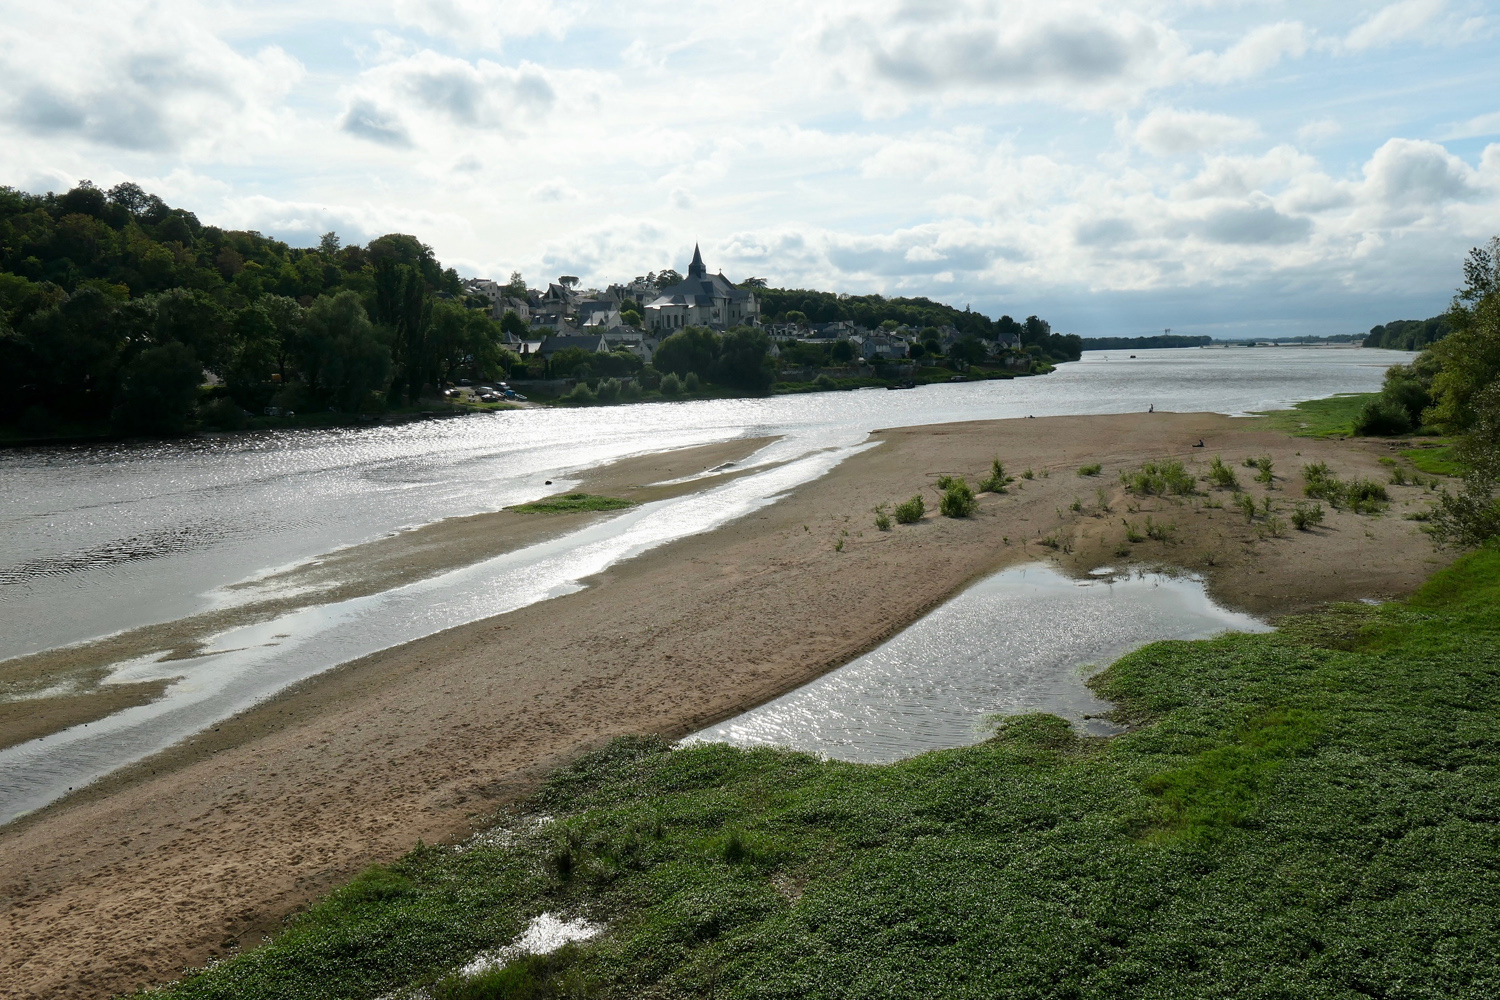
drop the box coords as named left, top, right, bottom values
left=0, top=347, right=1406, bottom=820
left=686, top=563, right=1269, bottom=763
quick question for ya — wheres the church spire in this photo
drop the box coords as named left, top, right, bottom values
left=688, top=243, right=707, bottom=279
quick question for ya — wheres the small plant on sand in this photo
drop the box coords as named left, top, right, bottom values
left=1145, top=515, right=1173, bottom=541
left=1069, top=496, right=1083, bottom=512
left=894, top=494, right=926, bottom=524
left=1209, top=456, right=1241, bottom=490
left=1095, top=486, right=1112, bottom=512
left=1124, top=521, right=1146, bottom=543
left=1261, top=495, right=1275, bottom=517
left=1290, top=500, right=1326, bottom=530
left=1254, top=456, right=1274, bottom=485
left=939, top=477, right=977, bottom=518
left=1235, top=491, right=1258, bottom=522
left=834, top=536, right=844, bottom=552
left=980, top=459, right=1014, bottom=494
left=1114, top=542, right=1131, bottom=557
left=1267, top=515, right=1288, bottom=537
left=1022, top=468, right=1035, bottom=480
left=935, top=474, right=957, bottom=491
left=1389, top=466, right=1408, bottom=486
left=1038, top=534, right=1061, bottom=550
left=873, top=505, right=892, bottom=531
left=1344, top=479, right=1391, bottom=514
left=1122, top=460, right=1196, bottom=496
left=1078, top=463, right=1102, bottom=477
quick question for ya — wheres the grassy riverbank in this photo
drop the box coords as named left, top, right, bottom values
left=148, top=549, right=1500, bottom=999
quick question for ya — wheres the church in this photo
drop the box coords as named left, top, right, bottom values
left=641, top=245, right=760, bottom=332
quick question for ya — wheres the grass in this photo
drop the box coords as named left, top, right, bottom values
left=508, top=494, right=634, bottom=514
left=144, top=552, right=1500, bottom=1000
left=1401, top=443, right=1464, bottom=477
left=1253, top=392, right=1376, bottom=438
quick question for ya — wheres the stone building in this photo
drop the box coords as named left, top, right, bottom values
left=642, top=245, right=760, bottom=332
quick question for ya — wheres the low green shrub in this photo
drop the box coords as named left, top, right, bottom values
left=1077, top=463, right=1102, bottom=477
left=1291, top=501, right=1324, bottom=530
left=1122, top=460, right=1195, bottom=496
left=1144, top=515, right=1172, bottom=541
left=1354, top=398, right=1412, bottom=436
left=979, top=459, right=1014, bottom=494
left=874, top=505, right=892, bottom=531
left=1235, top=492, right=1257, bottom=522
left=1123, top=521, right=1145, bottom=543
left=659, top=373, right=682, bottom=396
left=939, top=477, right=977, bottom=518
left=1208, top=456, right=1240, bottom=490
left=683, top=372, right=701, bottom=393
left=813, top=374, right=836, bottom=390
left=1254, top=455, right=1274, bottom=485
left=894, top=494, right=925, bottom=523
left=567, top=382, right=596, bottom=404
left=594, top=378, right=621, bottom=402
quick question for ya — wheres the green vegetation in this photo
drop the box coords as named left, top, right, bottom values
left=893, top=494, right=925, bottom=524
left=144, top=549, right=1500, bottom=999
left=938, top=477, right=977, bottom=518
left=757, top=290, right=1080, bottom=363
left=508, top=494, right=634, bottom=514
left=1402, top=444, right=1463, bottom=477
left=1362, top=314, right=1450, bottom=350
left=1121, top=459, right=1195, bottom=496
left=1079, top=334, right=1212, bottom=350
left=1208, top=456, right=1240, bottom=490
left=978, top=458, right=1013, bottom=494
left=1291, top=502, right=1325, bottom=531
left=0, top=181, right=526, bottom=438
left=1254, top=394, right=1374, bottom=438
left=1077, top=462, right=1102, bottom=477
left=1253, top=455, right=1274, bottom=485
left=1234, top=491, right=1258, bottom=522
left=1302, top=463, right=1391, bottom=514
left=873, top=505, right=892, bottom=532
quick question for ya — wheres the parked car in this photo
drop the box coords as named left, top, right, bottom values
left=479, top=392, right=502, bottom=402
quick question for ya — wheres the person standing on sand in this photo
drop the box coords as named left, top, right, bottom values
left=1148, top=404, right=1154, bottom=413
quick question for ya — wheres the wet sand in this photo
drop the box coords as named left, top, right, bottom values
left=0, top=413, right=1450, bottom=999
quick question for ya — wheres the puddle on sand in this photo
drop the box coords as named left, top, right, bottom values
left=686, top=563, right=1269, bottom=764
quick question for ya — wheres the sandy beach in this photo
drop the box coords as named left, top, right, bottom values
left=0, top=412, right=1451, bottom=999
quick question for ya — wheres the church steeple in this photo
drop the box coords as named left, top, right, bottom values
left=688, top=243, right=707, bottom=279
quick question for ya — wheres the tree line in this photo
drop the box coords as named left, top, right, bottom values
left=1360, top=238, right=1500, bottom=547
left=0, top=181, right=519, bottom=434
left=1078, top=334, right=1212, bottom=351
left=754, top=287, right=1080, bottom=362
left=1362, top=315, right=1451, bottom=351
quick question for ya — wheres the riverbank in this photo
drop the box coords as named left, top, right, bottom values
left=158, top=548, right=1500, bottom=999
left=0, top=412, right=1451, bottom=998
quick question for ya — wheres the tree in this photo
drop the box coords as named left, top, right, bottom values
left=653, top=327, right=720, bottom=378
left=620, top=308, right=643, bottom=328
left=319, top=232, right=341, bottom=255
left=1427, top=242, right=1500, bottom=432
left=113, top=342, right=202, bottom=433
left=950, top=337, right=988, bottom=366
left=549, top=347, right=598, bottom=379
left=715, top=327, right=774, bottom=392
left=300, top=291, right=392, bottom=412
left=224, top=303, right=279, bottom=410
left=785, top=310, right=808, bottom=327
left=373, top=259, right=432, bottom=401
left=505, top=271, right=528, bottom=298
left=154, top=288, right=230, bottom=373
left=429, top=299, right=508, bottom=382
left=500, top=309, right=529, bottom=342
left=830, top=339, right=855, bottom=364
left=654, top=269, right=683, bottom=288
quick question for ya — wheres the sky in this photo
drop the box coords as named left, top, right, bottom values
left=2, top=0, right=1498, bottom=337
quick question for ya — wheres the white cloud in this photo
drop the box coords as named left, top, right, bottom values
left=1297, top=118, right=1342, bottom=144
left=1345, top=0, right=1447, bottom=51
left=390, top=0, right=575, bottom=51
left=1134, top=108, right=1261, bottom=155
left=1439, top=110, right=1500, bottom=141
left=1360, top=137, right=1480, bottom=207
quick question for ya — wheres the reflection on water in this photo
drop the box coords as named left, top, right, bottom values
left=0, top=348, right=1405, bottom=660
left=686, top=563, right=1268, bottom=763
left=0, top=445, right=868, bottom=825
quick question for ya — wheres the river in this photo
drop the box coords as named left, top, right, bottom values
left=0, top=347, right=1406, bottom=820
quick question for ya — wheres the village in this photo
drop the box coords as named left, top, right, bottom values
left=461, top=244, right=1028, bottom=376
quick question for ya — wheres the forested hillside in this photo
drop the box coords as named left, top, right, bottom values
left=1363, top=315, right=1450, bottom=350
left=0, top=181, right=512, bottom=436
left=755, top=286, right=1080, bottom=362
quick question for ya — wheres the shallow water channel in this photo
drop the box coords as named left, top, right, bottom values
left=687, top=563, right=1269, bottom=763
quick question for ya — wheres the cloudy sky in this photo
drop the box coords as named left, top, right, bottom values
left=3, top=1, right=1497, bottom=336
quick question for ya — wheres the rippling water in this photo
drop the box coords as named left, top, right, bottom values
left=686, top=563, right=1270, bottom=762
